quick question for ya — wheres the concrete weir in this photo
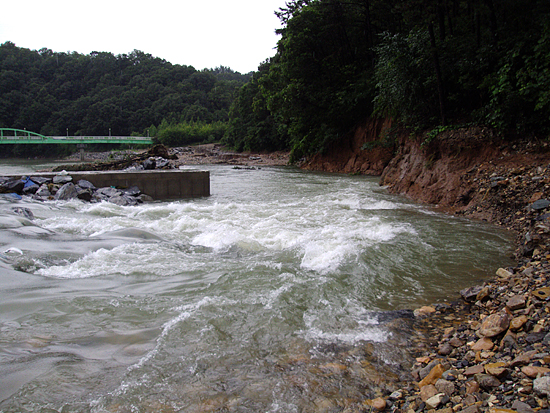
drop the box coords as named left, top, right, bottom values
left=30, top=170, right=210, bottom=200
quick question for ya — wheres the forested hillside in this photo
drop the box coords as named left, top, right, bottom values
left=2, top=0, right=549, bottom=162
left=224, top=0, right=550, bottom=161
left=0, top=42, right=250, bottom=142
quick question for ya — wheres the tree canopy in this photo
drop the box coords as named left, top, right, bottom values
left=0, top=42, right=250, bottom=137
left=2, top=0, right=549, bottom=162
left=224, top=0, right=550, bottom=161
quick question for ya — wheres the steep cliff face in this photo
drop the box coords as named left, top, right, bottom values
left=301, top=118, right=394, bottom=175
left=302, top=119, right=550, bottom=216
left=379, top=127, right=503, bottom=209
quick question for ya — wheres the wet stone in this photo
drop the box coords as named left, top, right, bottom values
left=465, top=380, right=480, bottom=394
left=53, top=175, right=72, bottom=184
left=449, top=337, right=464, bottom=347
left=521, top=365, right=550, bottom=378
left=534, top=376, right=550, bottom=397
left=525, top=333, right=545, bottom=344
left=512, top=400, right=535, bottom=413
left=35, top=184, right=51, bottom=197
left=22, top=184, right=39, bottom=195
left=475, top=373, right=501, bottom=389
left=485, top=362, right=508, bottom=378
left=511, top=315, right=529, bottom=331
left=76, top=187, right=93, bottom=201
left=420, top=384, right=438, bottom=401
left=478, top=312, right=511, bottom=338
left=496, top=268, right=514, bottom=279
left=439, top=343, right=453, bottom=355
left=77, top=179, right=96, bottom=190
left=419, top=364, right=446, bottom=388
left=532, top=288, right=550, bottom=300
left=531, top=199, right=550, bottom=210
left=464, top=364, right=485, bottom=376
left=461, top=285, right=485, bottom=302
left=435, top=378, right=455, bottom=396
left=425, top=392, right=446, bottom=409
left=471, top=337, right=494, bottom=351
left=54, top=182, right=78, bottom=200
left=507, top=295, right=527, bottom=310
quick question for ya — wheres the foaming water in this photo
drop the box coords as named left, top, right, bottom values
left=0, top=164, right=513, bottom=411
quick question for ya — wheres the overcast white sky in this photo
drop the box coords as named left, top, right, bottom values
left=1, top=0, right=288, bottom=73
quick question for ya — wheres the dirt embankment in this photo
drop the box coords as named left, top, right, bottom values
left=302, top=118, right=395, bottom=175
left=306, top=119, right=550, bottom=255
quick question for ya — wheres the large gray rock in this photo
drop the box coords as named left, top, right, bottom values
left=460, top=285, right=484, bottom=302
left=534, top=376, right=550, bottom=397
left=22, top=183, right=39, bottom=195
left=35, top=184, right=51, bottom=197
left=123, top=186, right=141, bottom=197
left=96, top=187, right=122, bottom=198
left=53, top=175, right=73, bottom=184
left=77, top=179, right=96, bottom=190
left=531, top=199, right=550, bottom=210
left=54, top=183, right=78, bottom=200
left=30, top=176, right=52, bottom=185
left=109, top=194, right=139, bottom=206
left=2, top=179, right=25, bottom=193
left=76, top=187, right=93, bottom=202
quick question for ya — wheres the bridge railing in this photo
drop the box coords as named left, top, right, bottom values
left=0, top=129, right=153, bottom=144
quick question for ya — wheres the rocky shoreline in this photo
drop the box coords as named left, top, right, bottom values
left=361, top=141, right=550, bottom=411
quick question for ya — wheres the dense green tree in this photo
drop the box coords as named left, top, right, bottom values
left=223, top=60, right=289, bottom=152
left=0, top=42, right=249, bottom=140
left=225, top=0, right=550, bottom=159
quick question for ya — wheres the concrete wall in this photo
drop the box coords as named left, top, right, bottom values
left=28, top=170, right=210, bottom=200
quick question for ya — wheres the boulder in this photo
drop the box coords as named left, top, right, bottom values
left=76, top=187, right=93, bottom=202
left=531, top=199, right=550, bottom=210
left=2, top=178, right=25, bottom=193
left=122, top=185, right=141, bottom=197
left=22, top=183, right=39, bottom=195
left=534, top=376, right=550, bottom=397
left=35, top=184, right=51, bottom=197
left=478, top=312, right=511, bottom=338
left=54, top=183, right=78, bottom=200
left=77, top=179, right=96, bottom=190
left=96, top=187, right=122, bottom=198
left=142, top=158, right=156, bottom=170
left=460, top=285, right=484, bottom=301
left=53, top=175, right=72, bottom=184
left=29, top=176, right=52, bottom=185
left=109, top=194, right=139, bottom=206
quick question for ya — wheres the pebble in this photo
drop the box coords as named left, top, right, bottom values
left=377, top=161, right=550, bottom=412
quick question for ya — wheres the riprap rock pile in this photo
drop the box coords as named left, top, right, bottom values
left=0, top=174, right=153, bottom=206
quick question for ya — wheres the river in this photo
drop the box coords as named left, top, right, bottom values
left=0, top=161, right=513, bottom=412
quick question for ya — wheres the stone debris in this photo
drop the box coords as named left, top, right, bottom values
left=351, top=157, right=550, bottom=411
left=0, top=174, right=152, bottom=206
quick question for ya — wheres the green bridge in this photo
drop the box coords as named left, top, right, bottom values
left=0, top=128, right=153, bottom=145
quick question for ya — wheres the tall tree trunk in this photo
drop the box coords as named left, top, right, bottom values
left=362, top=0, right=375, bottom=67
left=484, top=0, right=498, bottom=45
left=428, top=23, right=446, bottom=125
left=438, top=0, right=446, bottom=41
